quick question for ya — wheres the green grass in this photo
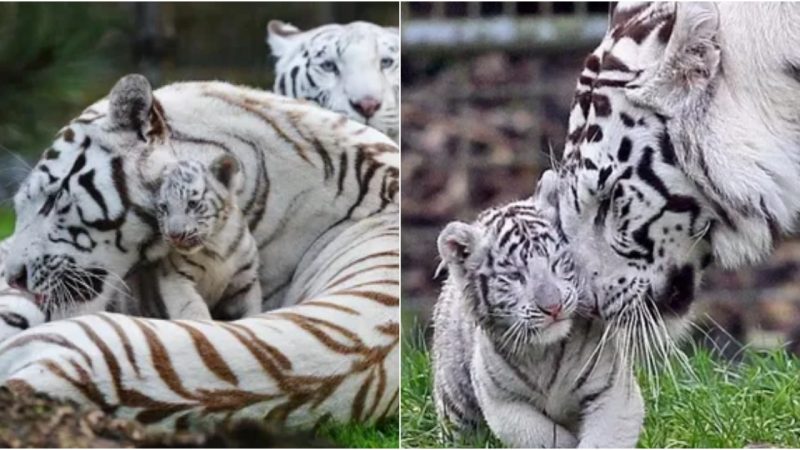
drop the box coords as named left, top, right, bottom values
left=320, top=419, right=399, bottom=448
left=0, top=208, right=14, bottom=239
left=401, top=332, right=800, bottom=448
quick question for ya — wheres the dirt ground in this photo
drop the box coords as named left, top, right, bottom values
left=0, top=388, right=332, bottom=448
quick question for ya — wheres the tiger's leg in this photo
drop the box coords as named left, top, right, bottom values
left=472, top=348, right=578, bottom=448
left=0, top=213, right=398, bottom=431
left=213, top=268, right=262, bottom=320
left=158, top=271, right=212, bottom=320
left=577, top=371, right=644, bottom=448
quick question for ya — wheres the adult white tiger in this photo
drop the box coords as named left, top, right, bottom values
left=0, top=75, right=398, bottom=430
left=555, top=2, right=800, bottom=350
left=267, top=20, right=399, bottom=141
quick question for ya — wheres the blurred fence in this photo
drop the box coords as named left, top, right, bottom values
left=400, top=1, right=800, bottom=357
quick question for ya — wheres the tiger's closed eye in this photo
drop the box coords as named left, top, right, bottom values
left=506, top=272, right=525, bottom=282
left=320, top=60, right=338, bottom=74
left=380, top=57, right=394, bottom=69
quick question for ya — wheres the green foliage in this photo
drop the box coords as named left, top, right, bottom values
left=0, top=208, right=13, bottom=239
left=401, top=331, right=800, bottom=448
left=0, top=3, right=128, bottom=155
left=319, top=419, right=399, bottom=448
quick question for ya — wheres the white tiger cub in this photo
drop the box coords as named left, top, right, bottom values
left=155, top=156, right=261, bottom=320
left=267, top=20, right=399, bottom=141
left=433, top=173, right=643, bottom=448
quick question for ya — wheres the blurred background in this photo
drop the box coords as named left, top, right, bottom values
left=0, top=2, right=398, bottom=236
left=401, top=1, right=800, bottom=359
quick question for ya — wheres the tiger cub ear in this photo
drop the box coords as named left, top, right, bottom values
left=209, top=155, right=241, bottom=190
left=437, top=221, right=481, bottom=275
left=108, top=74, right=168, bottom=142
left=267, top=20, right=302, bottom=58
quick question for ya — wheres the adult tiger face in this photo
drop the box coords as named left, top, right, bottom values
left=4, top=75, right=169, bottom=318
left=267, top=20, right=399, bottom=141
left=556, top=3, right=725, bottom=332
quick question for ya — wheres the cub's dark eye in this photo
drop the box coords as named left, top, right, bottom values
left=506, top=272, right=524, bottom=282
left=380, top=57, right=394, bottom=69
left=186, top=200, right=199, bottom=209
left=157, top=202, right=167, bottom=213
left=320, top=60, right=338, bottom=74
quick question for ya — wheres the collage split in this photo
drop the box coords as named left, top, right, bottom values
left=0, top=1, right=799, bottom=449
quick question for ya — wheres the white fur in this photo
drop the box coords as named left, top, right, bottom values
left=0, top=77, right=399, bottom=430
left=625, top=2, right=800, bottom=268
left=267, top=21, right=399, bottom=141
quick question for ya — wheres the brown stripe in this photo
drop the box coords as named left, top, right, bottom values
left=97, top=314, right=141, bottom=376
left=0, top=333, right=94, bottom=369
left=72, top=320, right=124, bottom=398
left=298, top=301, right=360, bottom=315
left=273, top=312, right=367, bottom=354
left=132, top=318, right=196, bottom=400
left=43, top=359, right=112, bottom=410
left=204, top=90, right=314, bottom=165
left=174, top=322, right=239, bottom=386
left=225, top=322, right=293, bottom=370
left=377, top=388, right=399, bottom=421
left=375, top=321, right=399, bottom=337
left=352, top=370, right=374, bottom=421
left=327, top=289, right=399, bottom=306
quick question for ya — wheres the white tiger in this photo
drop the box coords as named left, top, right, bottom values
left=554, top=2, right=800, bottom=363
left=0, top=74, right=399, bottom=431
left=267, top=20, right=399, bottom=141
left=153, top=156, right=262, bottom=321
left=433, top=176, right=642, bottom=448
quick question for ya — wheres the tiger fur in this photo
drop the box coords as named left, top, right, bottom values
left=553, top=2, right=800, bottom=359
left=153, top=156, right=261, bottom=320
left=433, top=175, right=643, bottom=448
left=0, top=74, right=399, bottom=431
left=267, top=20, right=399, bottom=141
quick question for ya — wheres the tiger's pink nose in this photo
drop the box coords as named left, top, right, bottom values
left=350, top=97, right=381, bottom=119
left=543, top=304, right=563, bottom=319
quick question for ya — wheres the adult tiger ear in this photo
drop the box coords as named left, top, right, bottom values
left=627, top=2, right=721, bottom=114
left=532, top=170, right=560, bottom=224
left=267, top=20, right=302, bottom=58
left=108, top=73, right=169, bottom=142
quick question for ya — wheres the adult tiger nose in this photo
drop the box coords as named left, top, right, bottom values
left=350, top=96, right=381, bottom=119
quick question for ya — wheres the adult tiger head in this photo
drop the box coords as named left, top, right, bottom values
left=4, top=75, right=171, bottom=318
left=267, top=20, right=399, bottom=141
left=556, top=2, right=727, bottom=334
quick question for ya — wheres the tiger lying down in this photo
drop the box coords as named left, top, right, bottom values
left=0, top=73, right=399, bottom=431
left=432, top=172, right=643, bottom=448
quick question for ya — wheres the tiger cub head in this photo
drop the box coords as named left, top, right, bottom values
left=156, top=156, right=242, bottom=254
left=437, top=173, right=585, bottom=346
left=267, top=20, right=399, bottom=140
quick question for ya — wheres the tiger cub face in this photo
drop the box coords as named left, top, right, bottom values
left=156, top=156, right=242, bottom=255
left=267, top=20, right=399, bottom=140
left=438, top=197, right=582, bottom=346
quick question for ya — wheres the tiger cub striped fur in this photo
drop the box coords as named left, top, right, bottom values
left=432, top=174, right=643, bottom=448
left=155, top=156, right=261, bottom=320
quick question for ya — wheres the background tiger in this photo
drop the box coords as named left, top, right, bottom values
left=0, top=74, right=399, bottom=431
left=267, top=20, right=399, bottom=142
